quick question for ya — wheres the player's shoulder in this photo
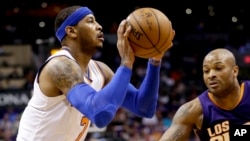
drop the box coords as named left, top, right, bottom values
left=92, top=60, right=112, bottom=71
left=173, top=98, right=202, bottom=126
left=90, top=59, right=113, bottom=84
left=176, top=98, right=202, bottom=119
left=92, top=59, right=105, bottom=66
left=180, top=98, right=202, bottom=112
left=47, top=55, right=74, bottom=67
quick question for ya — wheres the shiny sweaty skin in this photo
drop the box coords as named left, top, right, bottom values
left=159, top=48, right=241, bottom=141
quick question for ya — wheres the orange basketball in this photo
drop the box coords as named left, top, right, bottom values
left=126, top=7, right=175, bottom=59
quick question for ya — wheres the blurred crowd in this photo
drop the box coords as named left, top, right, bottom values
left=1, top=1, right=250, bottom=140
left=1, top=20, right=250, bottom=141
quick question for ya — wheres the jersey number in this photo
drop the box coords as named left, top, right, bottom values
left=210, top=132, right=229, bottom=141
left=75, top=116, right=90, bottom=141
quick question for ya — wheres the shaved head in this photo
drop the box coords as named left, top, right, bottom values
left=203, top=48, right=236, bottom=67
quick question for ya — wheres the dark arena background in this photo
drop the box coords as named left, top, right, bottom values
left=1, top=0, right=250, bottom=140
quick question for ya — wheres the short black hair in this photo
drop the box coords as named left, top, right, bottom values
left=54, top=5, right=82, bottom=33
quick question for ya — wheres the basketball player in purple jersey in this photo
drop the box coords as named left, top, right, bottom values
left=159, top=48, right=250, bottom=141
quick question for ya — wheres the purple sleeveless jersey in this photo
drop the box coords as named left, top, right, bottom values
left=196, top=81, right=250, bottom=141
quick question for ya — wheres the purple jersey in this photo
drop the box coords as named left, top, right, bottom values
left=196, top=81, right=250, bottom=141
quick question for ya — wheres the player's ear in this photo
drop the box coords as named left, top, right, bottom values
left=233, top=65, right=239, bottom=77
left=65, top=26, right=77, bottom=38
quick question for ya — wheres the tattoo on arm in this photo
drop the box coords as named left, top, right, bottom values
left=163, top=103, right=193, bottom=141
left=175, top=104, right=189, bottom=118
left=47, top=57, right=83, bottom=89
left=168, top=128, right=184, bottom=141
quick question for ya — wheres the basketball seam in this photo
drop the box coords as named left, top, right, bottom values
left=140, top=24, right=172, bottom=57
left=131, top=9, right=160, bottom=52
left=128, top=8, right=173, bottom=58
left=150, top=8, right=161, bottom=53
left=157, top=21, right=172, bottom=50
left=129, top=40, right=150, bottom=49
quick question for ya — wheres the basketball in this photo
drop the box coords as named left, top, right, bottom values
left=126, top=7, right=175, bottom=59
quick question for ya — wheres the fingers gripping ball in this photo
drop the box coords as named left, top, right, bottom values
left=127, top=7, right=175, bottom=59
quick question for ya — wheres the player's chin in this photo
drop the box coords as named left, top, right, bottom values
left=96, top=43, right=103, bottom=49
left=95, top=40, right=103, bottom=47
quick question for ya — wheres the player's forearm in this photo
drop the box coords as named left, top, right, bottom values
left=159, top=133, right=188, bottom=141
left=159, top=125, right=192, bottom=141
left=136, top=60, right=161, bottom=116
left=121, top=60, right=160, bottom=117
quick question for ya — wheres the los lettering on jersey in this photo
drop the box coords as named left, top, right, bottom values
left=196, top=120, right=250, bottom=141
left=230, top=124, right=250, bottom=140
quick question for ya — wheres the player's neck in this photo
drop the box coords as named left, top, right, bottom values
left=209, top=85, right=241, bottom=110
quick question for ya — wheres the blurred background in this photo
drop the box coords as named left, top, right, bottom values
left=1, top=0, right=250, bottom=141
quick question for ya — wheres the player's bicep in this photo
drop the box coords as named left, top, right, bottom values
left=46, top=56, right=84, bottom=94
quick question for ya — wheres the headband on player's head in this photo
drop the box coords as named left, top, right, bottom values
left=56, top=7, right=93, bottom=42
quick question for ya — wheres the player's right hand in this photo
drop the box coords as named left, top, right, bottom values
left=117, top=19, right=135, bottom=69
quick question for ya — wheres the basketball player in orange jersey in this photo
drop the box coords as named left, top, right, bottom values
left=16, top=5, right=175, bottom=141
left=159, top=48, right=250, bottom=141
